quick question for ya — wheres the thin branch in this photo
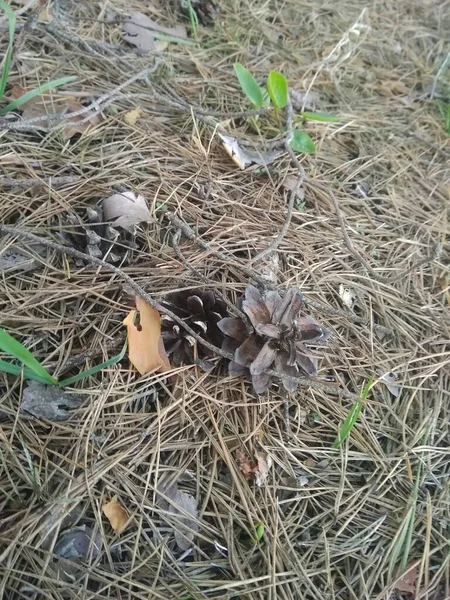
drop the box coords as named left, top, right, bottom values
left=0, top=175, right=81, bottom=188
left=0, top=224, right=356, bottom=399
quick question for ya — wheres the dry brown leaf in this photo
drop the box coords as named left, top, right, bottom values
left=166, top=486, right=199, bottom=551
left=123, top=12, right=187, bottom=52
left=255, top=451, right=273, bottom=487
left=123, top=297, right=171, bottom=375
left=10, top=87, right=101, bottom=137
left=236, top=450, right=257, bottom=479
left=339, top=284, right=357, bottom=310
left=236, top=450, right=273, bottom=485
left=282, top=176, right=305, bottom=201
left=102, top=496, right=129, bottom=533
left=103, top=191, right=154, bottom=232
left=123, top=108, right=143, bottom=126
left=393, top=564, right=420, bottom=594
left=219, top=133, right=283, bottom=170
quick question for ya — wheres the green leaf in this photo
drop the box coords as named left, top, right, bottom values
left=233, top=63, right=263, bottom=108
left=0, top=328, right=57, bottom=385
left=290, top=130, right=316, bottom=154
left=58, top=341, right=127, bottom=387
left=0, top=76, right=78, bottom=115
left=300, top=111, right=340, bottom=122
left=267, top=71, right=288, bottom=109
left=0, top=0, right=16, bottom=98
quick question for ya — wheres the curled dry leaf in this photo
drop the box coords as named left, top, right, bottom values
left=255, top=451, right=273, bottom=487
left=282, top=176, right=305, bottom=201
left=219, top=133, right=283, bottom=170
left=123, top=297, right=171, bottom=375
left=236, top=450, right=273, bottom=486
left=339, top=284, right=357, bottom=310
left=103, top=191, right=154, bottom=232
left=377, top=370, right=400, bottom=397
left=236, top=450, right=257, bottom=479
left=166, top=486, right=199, bottom=551
left=22, top=381, right=85, bottom=421
left=123, top=12, right=187, bottom=52
left=102, top=496, right=129, bottom=533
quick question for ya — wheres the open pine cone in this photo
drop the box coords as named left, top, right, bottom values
left=218, top=285, right=330, bottom=394
left=59, top=206, right=136, bottom=265
left=161, top=289, right=227, bottom=365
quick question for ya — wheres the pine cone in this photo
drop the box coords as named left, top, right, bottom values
left=58, top=206, right=136, bottom=265
left=218, top=284, right=330, bottom=394
left=161, top=289, right=227, bottom=365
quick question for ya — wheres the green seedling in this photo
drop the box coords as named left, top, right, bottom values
left=0, top=0, right=16, bottom=98
left=333, top=376, right=374, bottom=449
left=233, top=63, right=339, bottom=156
left=0, top=76, right=78, bottom=115
left=0, top=328, right=127, bottom=387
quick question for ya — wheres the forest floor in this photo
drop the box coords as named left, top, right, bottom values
left=0, top=0, right=449, bottom=599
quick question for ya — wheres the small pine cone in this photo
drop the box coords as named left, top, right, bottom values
left=161, top=289, right=227, bottom=365
left=218, top=284, right=330, bottom=394
left=57, top=206, right=136, bottom=265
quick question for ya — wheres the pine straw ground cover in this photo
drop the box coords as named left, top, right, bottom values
left=0, top=0, right=449, bottom=599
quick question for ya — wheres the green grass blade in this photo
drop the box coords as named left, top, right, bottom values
left=58, top=341, right=127, bottom=387
left=233, top=63, right=263, bottom=108
left=0, top=75, right=77, bottom=115
left=0, top=0, right=16, bottom=98
left=0, top=328, right=57, bottom=384
left=300, top=111, right=340, bottom=122
left=333, top=376, right=374, bottom=449
left=185, top=0, right=199, bottom=39
left=0, top=359, right=52, bottom=384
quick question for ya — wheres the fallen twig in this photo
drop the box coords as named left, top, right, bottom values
left=0, top=175, right=81, bottom=188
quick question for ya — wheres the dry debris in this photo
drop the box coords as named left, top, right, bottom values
left=102, top=191, right=154, bottom=232
left=22, top=381, right=85, bottom=421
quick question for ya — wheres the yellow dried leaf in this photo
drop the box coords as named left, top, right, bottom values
left=123, top=298, right=171, bottom=375
left=124, top=108, right=142, bottom=126
left=102, top=496, right=129, bottom=533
